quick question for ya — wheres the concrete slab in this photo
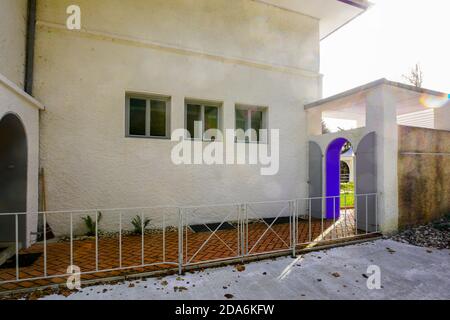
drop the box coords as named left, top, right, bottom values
left=40, top=239, right=450, bottom=300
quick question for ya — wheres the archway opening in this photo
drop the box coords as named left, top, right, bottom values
left=340, top=161, right=350, bottom=183
left=0, top=114, right=27, bottom=247
left=325, top=138, right=354, bottom=220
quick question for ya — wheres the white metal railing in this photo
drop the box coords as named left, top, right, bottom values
left=0, top=193, right=379, bottom=290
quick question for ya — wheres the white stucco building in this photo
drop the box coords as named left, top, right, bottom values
left=1, top=0, right=449, bottom=248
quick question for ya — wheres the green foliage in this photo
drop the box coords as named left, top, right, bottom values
left=341, top=193, right=354, bottom=207
left=131, top=215, right=151, bottom=235
left=341, top=182, right=354, bottom=193
left=340, top=182, right=355, bottom=207
left=82, top=211, right=102, bottom=237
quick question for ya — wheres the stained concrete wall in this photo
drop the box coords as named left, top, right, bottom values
left=0, top=0, right=28, bottom=88
left=33, top=0, right=322, bottom=234
left=398, top=125, right=450, bottom=228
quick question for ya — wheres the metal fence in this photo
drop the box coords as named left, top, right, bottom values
left=0, top=194, right=379, bottom=289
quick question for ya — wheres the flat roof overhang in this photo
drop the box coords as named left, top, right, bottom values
left=304, top=78, right=450, bottom=118
left=255, top=0, right=371, bottom=40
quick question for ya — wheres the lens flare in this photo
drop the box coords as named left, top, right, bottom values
left=419, top=93, right=450, bottom=109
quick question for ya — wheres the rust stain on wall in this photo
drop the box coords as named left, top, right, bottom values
left=398, top=125, right=450, bottom=228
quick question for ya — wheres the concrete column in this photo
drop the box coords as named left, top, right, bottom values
left=365, top=85, right=399, bottom=234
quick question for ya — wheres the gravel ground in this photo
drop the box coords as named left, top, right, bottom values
left=391, top=215, right=450, bottom=249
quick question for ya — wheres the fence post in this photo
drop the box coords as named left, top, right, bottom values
left=375, top=194, right=379, bottom=233
left=43, top=212, right=47, bottom=277
left=291, top=200, right=296, bottom=258
left=237, top=204, right=241, bottom=258
left=243, top=204, right=248, bottom=256
left=15, top=214, right=19, bottom=280
left=178, top=208, right=184, bottom=275
left=240, top=204, right=246, bottom=257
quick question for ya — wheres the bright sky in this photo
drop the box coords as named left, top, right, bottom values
left=321, top=0, right=450, bottom=98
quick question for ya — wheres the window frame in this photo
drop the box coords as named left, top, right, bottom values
left=125, top=94, right=171, bottom=139
left=235, top=104, right=268, bottom=144
left=184, top=100, right=222, bottom=141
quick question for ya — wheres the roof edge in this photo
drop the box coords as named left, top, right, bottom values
left=0, top=73, right=45, bottom=110
left=305, top=78, right=448, bottom=110
left=321, top=0, right=373, bottom=41
left=337, top=0, right=371, bottom=10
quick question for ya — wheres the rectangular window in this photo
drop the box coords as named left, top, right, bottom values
left=126, top=95, right=170, bottom=138
left=185, top=101, right=221, bottom=141
left=150, top=100, right=167, bottom=137
left=129, top=98, right=147, bottom=136
left=186, top=104, right=202, bottom=139
left=235, top=106, right=267, bottom=143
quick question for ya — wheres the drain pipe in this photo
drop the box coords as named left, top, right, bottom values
left=24, top=0, right=37, bottom=95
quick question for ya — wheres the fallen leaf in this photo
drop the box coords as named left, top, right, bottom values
left=236, top=265, right=246, bottom=272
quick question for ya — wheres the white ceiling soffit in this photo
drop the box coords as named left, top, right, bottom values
left=254, top=0, right=370, bottom=40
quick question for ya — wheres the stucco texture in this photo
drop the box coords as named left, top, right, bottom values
left=0, top=0, right=27, bottom=88
left=398, top=125, right=450, bottom=228
left=33, top=0, right=321, bottom=234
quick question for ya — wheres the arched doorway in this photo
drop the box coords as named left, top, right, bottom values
left=325, top=138, right=354, bottom=220
left=0, top=113, right=27, bottom=247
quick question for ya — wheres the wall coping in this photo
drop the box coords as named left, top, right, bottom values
left=0, top=73, right=45, bottom=110
left=305, top=78, right=448, bottom=110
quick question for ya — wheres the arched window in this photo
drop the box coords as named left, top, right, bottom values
left=340, top=161, right=350, bottom=183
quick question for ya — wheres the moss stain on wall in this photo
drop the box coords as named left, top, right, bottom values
left=398, top=125, right=450, bottom=228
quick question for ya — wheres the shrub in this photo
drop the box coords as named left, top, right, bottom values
left=82, top=211, right=102, bottom=237
left=131, top=215, right=151, bottom=235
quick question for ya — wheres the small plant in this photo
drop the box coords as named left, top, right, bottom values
left=82, top=211, right=102, bottom=237
left=131, top=215, right=151, bottom=235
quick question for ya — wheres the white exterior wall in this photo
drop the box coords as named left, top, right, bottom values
left=0, top=0, right=28, bottom=88
left=0, top=0, right=42, bottom=246
left=365, top=85, right=399, bottom=233
left=0, top=76, right=42, bottom=246
left=34, top=0, right=321, bottom=233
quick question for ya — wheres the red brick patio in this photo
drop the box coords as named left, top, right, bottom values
left=0, top=210, right=365, bottom=293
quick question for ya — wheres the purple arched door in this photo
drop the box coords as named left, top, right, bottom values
left=325, top=138, right=349, bottom=220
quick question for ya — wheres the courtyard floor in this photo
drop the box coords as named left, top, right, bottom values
left=23, top=239, right=450, bottom=300
left=0, top=210, right=365, bottom=293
